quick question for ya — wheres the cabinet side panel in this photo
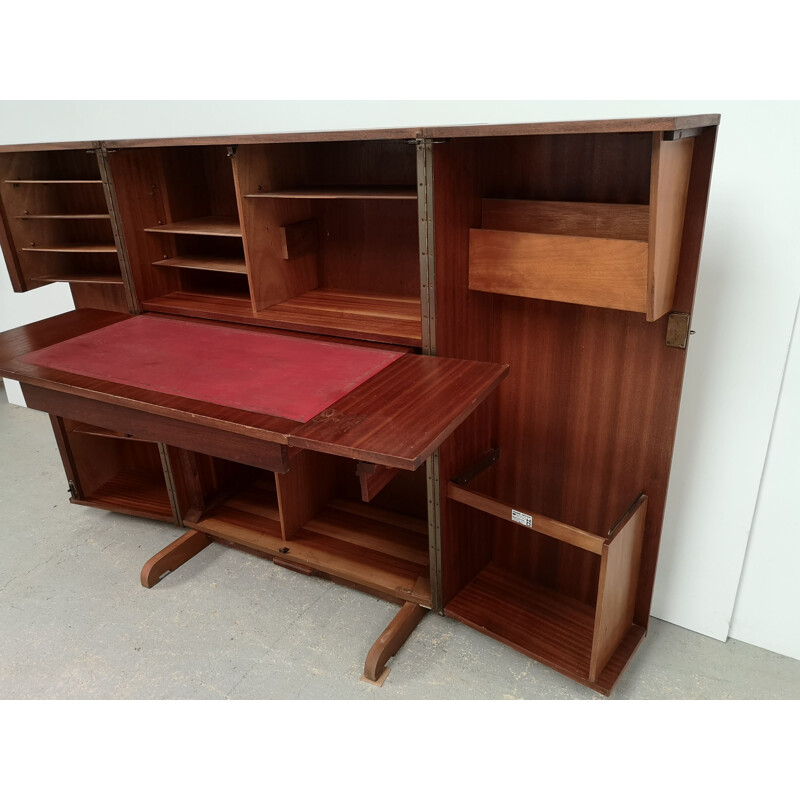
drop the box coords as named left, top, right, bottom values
left=432, top=140, right=498, bottom=604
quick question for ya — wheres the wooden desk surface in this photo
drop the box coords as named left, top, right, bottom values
left=0, top=309, right=508, bottom=469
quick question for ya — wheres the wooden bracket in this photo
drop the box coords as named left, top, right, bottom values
left=279, top=219, right=317, bottom=260
left=361, top=601, right=426, bottom=685
left=356, top=461, right=400, bottom=502
left=140, top=529, right=211, bottom=587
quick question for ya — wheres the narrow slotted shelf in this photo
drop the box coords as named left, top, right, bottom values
left=3, top=179, right=103, bottom=185
left=30, top=273, right=124, bottom=285
left=144, top=215, right=242, bottom=237
left=21, top=243, right=117, bottom=253
left=245, top=186, right=417, bottom=200
left=153, top=255, right=248, bottom=274
left=15, top=213, right=110, bottom=220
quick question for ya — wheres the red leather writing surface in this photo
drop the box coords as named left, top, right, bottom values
left=21, top=315, right=403, bottom=422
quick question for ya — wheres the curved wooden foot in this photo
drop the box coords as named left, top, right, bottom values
left=362, top=601, right=426, bottom=685
left=141, top=529, right=211, bottom=587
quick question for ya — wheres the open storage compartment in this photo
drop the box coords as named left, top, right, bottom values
left=107, top=144, right=254, bottom=320
left=0, top=147, right=127, bottom=310
left=233, top=139, right=422, bottom=346
left=467, top=132, right=695, bottom=321
left=445, top=454, right=647, bottom=691
left=50, top=416, right=176, bottom=523
left=180, top=448, right=430, bottom=606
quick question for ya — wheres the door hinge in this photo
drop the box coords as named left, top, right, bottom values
left=666, top=313, right=694, bottom=349
left=67, top=480, right=78, bottom=499
left=226, top=145, right=238, bottom=158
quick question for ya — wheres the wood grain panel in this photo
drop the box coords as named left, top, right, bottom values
left=589, top=495, right=647, bottom=681
left=482, top=199, right=649, bottom=241
left=469, top=228, right=649, bottom=311
left=648, top=135, right=695, bottom=320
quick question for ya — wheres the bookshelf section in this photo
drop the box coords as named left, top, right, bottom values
left=0, top=148, right=126, bottom=296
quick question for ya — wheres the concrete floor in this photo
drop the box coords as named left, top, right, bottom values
left=2, top=384, right=799, bottom=701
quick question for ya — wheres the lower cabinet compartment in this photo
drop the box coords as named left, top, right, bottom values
left=52, top=417, right=176, bottom=523
left=177, top=449, right=431, bottom=607
left=445, top=466, right=648, bottom=694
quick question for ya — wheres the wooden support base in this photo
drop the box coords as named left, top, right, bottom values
left=140, top=529, right=211, bottom=587
left=362, top=601, right=426, bottom=685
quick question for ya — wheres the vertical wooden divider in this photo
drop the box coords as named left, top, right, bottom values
left=233, top=144, right=319, bottom=313
left=589, top=494, right=648, bottom=681
left=275, top=449, right=337, bottom=540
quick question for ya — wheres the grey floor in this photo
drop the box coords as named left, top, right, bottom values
left=2, top=384, right=799, bottom=701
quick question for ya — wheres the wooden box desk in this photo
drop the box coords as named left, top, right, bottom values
left=0, top=115, right=720, bottom=694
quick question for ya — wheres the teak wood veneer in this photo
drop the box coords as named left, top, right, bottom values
left=0, top=114, right=720, bottom=695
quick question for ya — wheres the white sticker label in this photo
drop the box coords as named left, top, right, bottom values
left=511, top=509, right=533, bottom=528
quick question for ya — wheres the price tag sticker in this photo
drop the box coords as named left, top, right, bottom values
left=511, top=509, right=533, bottom=528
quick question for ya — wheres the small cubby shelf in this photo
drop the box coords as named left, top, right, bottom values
left=59, top=419, right=175, bottom=524
left=468, top=133, right=695, bottom=322
left=0, top=148, right=125, bottom=295
left=445, top=466, right=648, bottom=692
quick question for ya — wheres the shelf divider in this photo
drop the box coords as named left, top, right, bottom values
left=144, top=215, right=242, bottom=237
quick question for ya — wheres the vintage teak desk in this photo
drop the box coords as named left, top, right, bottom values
left=0, top=115, right=719, bottom=694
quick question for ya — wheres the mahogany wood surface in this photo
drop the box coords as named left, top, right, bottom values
left=447, top=482, right=606, bottom=554
left=144, top=215, right=241, bottom=237
left=589, top=495, right=647, bottom=681
left=648, top=135, right=695, bottom=320
left=31, top=272, right=123, bottom=284
left=290, top=355, right=508, bottom=469
left=152, top=255, right=248, bottom=274
left=247, top=186, right=416, bottom=200
left=192, top=487, right=430, bottom=605
left=482, top=198, right=650, bottom=241
left=356, top=462, right=400, bottom=502
left=140, top=529, right=211, bottom=587
left=469, top=228, right=649, bottom=312
left=363, top=601, right=426, bottom=683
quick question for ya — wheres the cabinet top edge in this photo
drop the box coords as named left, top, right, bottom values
left=0, top=115, right=720, bottom=152
left=423, top=114, right=721, bottom=138
left=0, top=140, right=100, bottom=153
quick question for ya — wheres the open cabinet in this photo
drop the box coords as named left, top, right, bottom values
left=0, top=115, right=719, bottom=695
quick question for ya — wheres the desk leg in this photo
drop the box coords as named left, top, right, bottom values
left=140, top=529, right=211, bottom=587
left=361, top=601, right=426, bottom=686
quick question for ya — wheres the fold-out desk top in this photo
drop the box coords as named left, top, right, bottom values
left=0, top=309, right=509, bottom=470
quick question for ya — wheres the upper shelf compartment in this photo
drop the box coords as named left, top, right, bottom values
left=468, top=133, right=696, bottom=321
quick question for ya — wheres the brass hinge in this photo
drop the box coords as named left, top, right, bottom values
left=666, top=313, right=694, bottom=349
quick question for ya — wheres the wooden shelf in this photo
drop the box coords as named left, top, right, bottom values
left=74, top=469, right=174, bottom=523
left=21, top=243, right=117, bottom=253
left=3, top=179, right=103, bottom=185
left=191, top=485, right=430, bottom=605
left=144, top=216, right=242, bottom=238
left=15, top=213, right=110, bottom=220
left=153, top=255, right=248, bottom=274
left=30, top=273, right=124, bottom=285
left=142, top=288, right=423, bottom=347
left=245, top=186, right=417, bottom=200
left=446, top=564, right=645, bottom=694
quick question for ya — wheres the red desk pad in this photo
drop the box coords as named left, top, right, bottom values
left=21, top=316, right=404, bottom=423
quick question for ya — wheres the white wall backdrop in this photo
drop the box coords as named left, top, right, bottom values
left=0, top=100, right=798, bottom=658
